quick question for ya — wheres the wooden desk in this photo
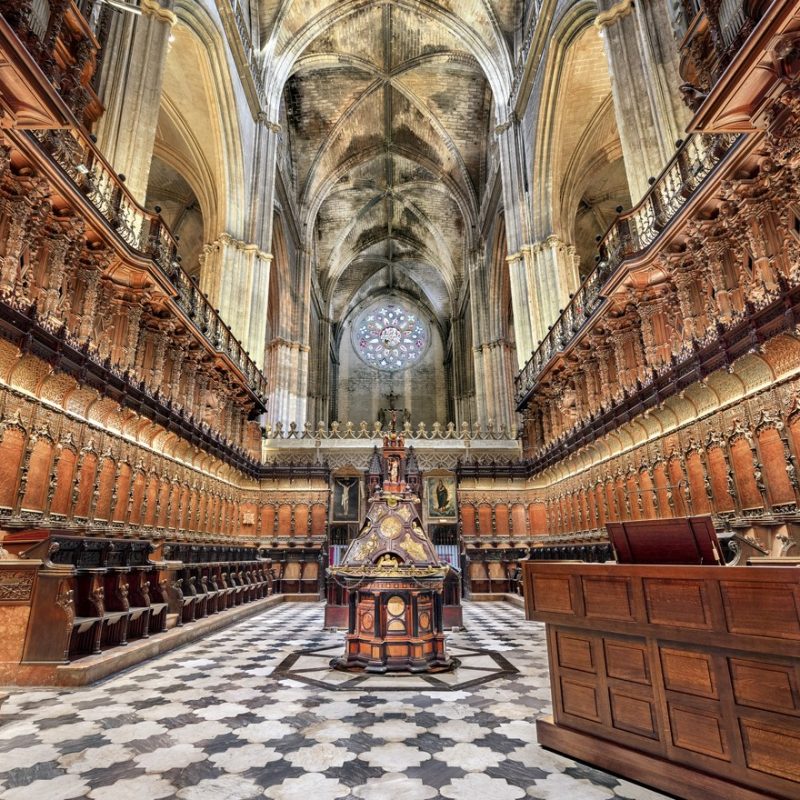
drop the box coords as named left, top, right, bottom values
left=523, top=562, right=800, bottom=800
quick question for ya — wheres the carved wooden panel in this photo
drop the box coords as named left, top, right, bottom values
left=494, top=503, right=510, bottom=535
left=639, top=470, right=657, bottom=518
left=706, top=446, right=735, bottom=511
left=720, top=580, right=800, bottom=639
left=143, top=476, right=158, bottom=526
left=730, top=438, right=762, bottom=510
left=311, top=503, right=327, bottom=535
left=668, top=459, right=688, bottom=516
left=582, top=576, right=635, bottom=621
left=94, top=458, right=116, bottom=521
left=729, top=658, right=800, bottom=714
left=154, top=481, right=169, bottom=528
left=0, top=428, right=25, bottom=508
left=556, top=631, right=595, bottom=673
left=73, top=452, right=97, bottom=518
left=759, top=427, right=795, bottom=506
left=21, top=438, right=52, bottom=512
left=685, top=452, right=710, bottom=514
left=50, top=448, right=76, bottom=516
left=661, top=648, right=718, bottom=698
left=478, top=504, right=493, bottom=534
left=260, top=504, right=275, bottom=534
left=112, top=463, right=131, bottom=523
left=643, top=579, right=712, bottom=629
left=652, top=464, right=671, bottom=518
left=0, top=568, right=35, bottom=603
left=594, top=484, right=606, bottom=526
left=668, top=703, right=730, bottom=761
left=626, top=476, right=641, bottom=520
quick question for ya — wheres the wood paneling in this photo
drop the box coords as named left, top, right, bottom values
left=740, top=719, right=800, bottom=783
left=661, top=648, right=717, bottom=698
left=668, top=703, right=730, bottom=760
left=610, top=688, right=658, bottom=739
left=557, top=632, right=595, bottom=673
left=604, top=640, right=650, bottom=684
left=644, top=579, right=711, bottom=629
left=524, top=562, right=800, bottom=800
left=582, top=576, right=634, bottom=621
left=730, top=659, right=799, bottom=714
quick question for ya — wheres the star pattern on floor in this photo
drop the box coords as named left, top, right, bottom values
left=273, top=644, right=517, bottom=691
left=0, top=602, right=671, bottom=799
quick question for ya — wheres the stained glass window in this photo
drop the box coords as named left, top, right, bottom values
left=352, top=301, right=429, bottom=371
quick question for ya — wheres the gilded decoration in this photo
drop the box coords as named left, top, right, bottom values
left=379, top=516, right=403, bottom=539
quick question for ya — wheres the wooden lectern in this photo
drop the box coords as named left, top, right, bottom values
left=523, top=519, right=800, bottom=800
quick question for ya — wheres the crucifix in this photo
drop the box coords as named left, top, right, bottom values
left=385, top=391, right=399, bottom=432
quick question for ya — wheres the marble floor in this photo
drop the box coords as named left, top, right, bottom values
left=0, top=601, right=672, bottom=800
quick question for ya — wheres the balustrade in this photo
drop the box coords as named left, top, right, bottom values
left=26, top=127, right=267, bottom=400
left=515, top=132, right=738, bottom=406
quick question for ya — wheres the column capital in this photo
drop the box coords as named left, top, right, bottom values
left=141, top=0, right=178, bottom=26
left=256, top=112, right=282, bottom=133
left=594, top=0, right=634, bottom=31
left=212, top=233, right=273, bottom=262
left=494, top=114, right=517, bottom=135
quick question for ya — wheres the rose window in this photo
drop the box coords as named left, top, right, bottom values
left=353, top=302, right=428, bottom=371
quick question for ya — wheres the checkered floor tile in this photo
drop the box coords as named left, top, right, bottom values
left=0, top=601, right=671, bottom=799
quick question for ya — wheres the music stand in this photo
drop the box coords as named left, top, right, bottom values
left=607, top=516, right=724, bottom=565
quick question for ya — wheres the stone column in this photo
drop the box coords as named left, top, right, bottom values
left=266, top=340, right=310, bottom=427
left=475, top=340, right=516, bottom=432
left=525, top=236, right=581, bottom=344
left=199, top=233, right=273, bottom=367
left=496, top=117, right=535, bottom=365
left=92, top=0, right=176, bottom=203
left=595, top=0, right=690, bottom=201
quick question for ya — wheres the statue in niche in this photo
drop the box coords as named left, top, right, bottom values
left=388, top=457, right=400, bottom=484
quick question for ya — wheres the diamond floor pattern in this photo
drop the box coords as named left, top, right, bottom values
left=0, top=601, right=672, bottom=799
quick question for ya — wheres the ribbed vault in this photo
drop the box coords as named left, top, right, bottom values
left=259, top=0, right=517, bottom=328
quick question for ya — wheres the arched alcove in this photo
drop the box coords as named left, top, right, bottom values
left=145, top=155, right=205, bottom=277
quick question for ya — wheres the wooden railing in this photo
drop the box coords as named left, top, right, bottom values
left=514, top=131, right=738, bottom=406
left=2, top=0, right=267, bottom=401
left=31, top=127, right=268, bottom=400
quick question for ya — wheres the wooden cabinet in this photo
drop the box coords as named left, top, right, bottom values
left=523, top=563, right=800, bottom=800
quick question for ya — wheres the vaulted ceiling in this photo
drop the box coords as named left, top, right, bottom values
left=257, top=1, right=521, bottom=325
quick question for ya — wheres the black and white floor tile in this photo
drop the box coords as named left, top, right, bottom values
left=0, top=602, right=672, bottom=799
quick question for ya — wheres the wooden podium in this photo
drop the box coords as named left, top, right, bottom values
left=523, top=562, right=800, bottom=800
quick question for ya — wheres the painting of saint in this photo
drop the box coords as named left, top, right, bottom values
left=332, top=476, right=360, bottom=521
left=426, top=476, right=456, bottom=519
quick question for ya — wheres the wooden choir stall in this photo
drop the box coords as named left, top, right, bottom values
left=523, top=517, right=800, bottom=800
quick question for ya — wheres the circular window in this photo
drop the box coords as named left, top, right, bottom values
left=352, top=301, right=429, bottom=371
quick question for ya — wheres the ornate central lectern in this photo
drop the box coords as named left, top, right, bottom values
left=329, top=425, right=453, bottom=673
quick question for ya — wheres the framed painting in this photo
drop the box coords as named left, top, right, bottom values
left=331, top=476, right=360, bottom=522
left=426, top=476, right=456, bottom=520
